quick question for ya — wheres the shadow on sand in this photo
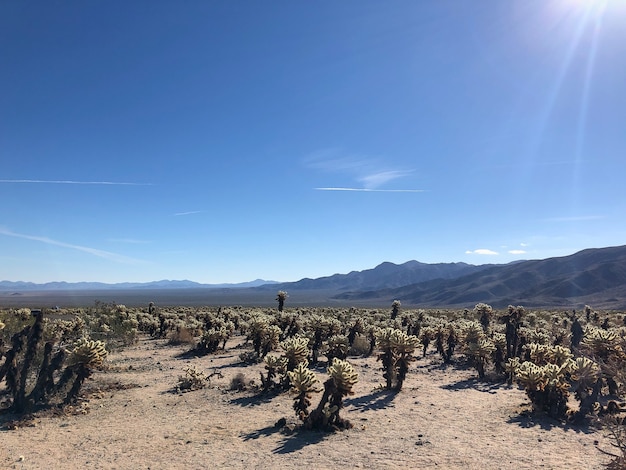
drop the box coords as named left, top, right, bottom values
left=506, top=410, right=596, bottom=434
left=241, top=424, right=327, bottom=454
left=346, top=388, right=398, bottom=412
left=441, top=376, right=509, bottom=394
left=229, top=389, right=282, bottom=407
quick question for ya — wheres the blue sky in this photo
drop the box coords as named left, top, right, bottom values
left=1, top=0, right=625, bottom=284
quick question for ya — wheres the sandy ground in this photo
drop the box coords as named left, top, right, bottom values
left=0, top=334, right=618, bottom=469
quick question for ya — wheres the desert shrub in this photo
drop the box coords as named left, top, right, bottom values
left=168, top=326, right=196, bottom=346
left=229, top=372, right=248, bottom=391
left=348, top=334, right=370, bottom=357
left=176, top=365, right=208, bottom=392
left=603, top=415, right=626, bottom=470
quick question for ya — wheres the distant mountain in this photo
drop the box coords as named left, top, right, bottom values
left=0, top=279, right=278, bottom=291
left=3, top=246, right=626, bottom=309
left=267, top=260, right=496, bottom=292
left=333, top=245, right=626, bottom=309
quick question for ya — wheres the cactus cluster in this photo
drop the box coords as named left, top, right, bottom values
left=304, top=358, right=358, bottom=431
left=375, top=327, right=419, bottom=391
left=0, top=311, right=107, bottom=413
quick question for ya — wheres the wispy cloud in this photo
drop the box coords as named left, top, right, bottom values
left=0, top=179, right=151, bottom=186
left=465, top=249, right=499, bottom=255
left=358, top=170, right=413, bottom=189
left=0, top=227, right=143, bottom=264
left=315, top=187, right=425, bottom=193
left=173, top=210, right=203, bottom=216
left=305, top=148, right=422, bottom=191
left=508, top=249, right=527, bottom=255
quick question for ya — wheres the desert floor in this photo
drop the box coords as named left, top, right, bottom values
left=0, top=335, right=618, bottom=469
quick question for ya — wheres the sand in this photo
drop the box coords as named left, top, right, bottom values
left=0, top=334, right=618, bottom=469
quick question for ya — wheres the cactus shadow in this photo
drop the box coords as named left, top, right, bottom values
left=507, top=411, right=595, bottom=433
left=273, top=430, right=327, bottom=453
left=441, top=376, right=508, bottom=394
left=345, top=388, right=398, bottom=411
left=230, top=389, right=281, bottom=407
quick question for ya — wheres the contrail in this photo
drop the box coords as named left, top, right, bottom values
left=0, top=227, right=143, bottom=264
left=174, top=211, right=203, bottom=216
left=315, top=187, right=426, bottom=193
left=0, top=179, right=152, bottom=186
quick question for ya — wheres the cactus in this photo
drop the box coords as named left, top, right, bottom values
left=391, top=300, right=401, bottom=320
left=280, top=336, right=310, bottom=371
left=276, top=291, right=288, bottom=312
left=325, top=334, right=350, bottom=363
left=261, top=354, right=287, bottom=391
left=288, top=361, right=320, bottom=420
left=305, top=359, right=358, bottom=431
left=176, top=365, right=209, bottom=392
left=68, top=338, right=108, bottom=368
left=514, top=361, right=569, bottom=418
left=474, top=303, right=493, bottom=333
left=0, top=312, right=107, bottom=413
left=375, top=327, right=419, bottom=390
left=466, top=337, right=495, bottom=380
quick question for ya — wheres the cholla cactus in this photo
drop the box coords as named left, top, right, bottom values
left=474, top=303, right=493, bottom=333
left=176, top=365, right=208, bottom=392
left=466, top=338, right=495, bottom=380
left=327, top=358, right=358, bottom=395
left=69, top=338, right=107, bottom=369
left=325, top=334, right=350, bottom=363
left=304, top=359, right=358, bottom=431
left=197, top=326, right=230, bottom=354
left=514, top=361, right=569, bottom=418
left=525, top=343, right=572, bottom=366
left=288, top=361, right=320, bottom=420
left=281, top=336, right=310, bottom=371
left=569, top=357, right=601, bottom=388
left=375, top=327, right=419, bottom=390
left=391, top=300, right=401, bottom=320
left=276, top=290, right=288, bottom=312
left=262, top=354, right=287, bottom=391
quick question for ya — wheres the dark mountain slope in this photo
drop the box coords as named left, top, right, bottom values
left=268, top=260, right=493, bottom=292
left=334, top=245, right=626, bottom=309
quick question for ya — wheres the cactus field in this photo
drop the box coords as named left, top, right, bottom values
left=1, top=303, right=625, bottom=469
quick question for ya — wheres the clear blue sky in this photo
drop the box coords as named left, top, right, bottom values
left=1, top=0, right=625, bottom=284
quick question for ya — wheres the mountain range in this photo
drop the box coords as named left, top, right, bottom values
left=2, top=245, right=625, bottom=309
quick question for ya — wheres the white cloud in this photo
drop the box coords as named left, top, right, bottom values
left=508, top=250, right=527, bottom=255
left=0, top=179, right=151, bottom=186
left=0, top=227, right=143, bottom=264
left=465, top=249, right=499, bottom=255
left=520, top=243, right=529, bottom=247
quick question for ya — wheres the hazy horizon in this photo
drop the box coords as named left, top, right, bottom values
left=2, top=1, right=625, bottom=284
